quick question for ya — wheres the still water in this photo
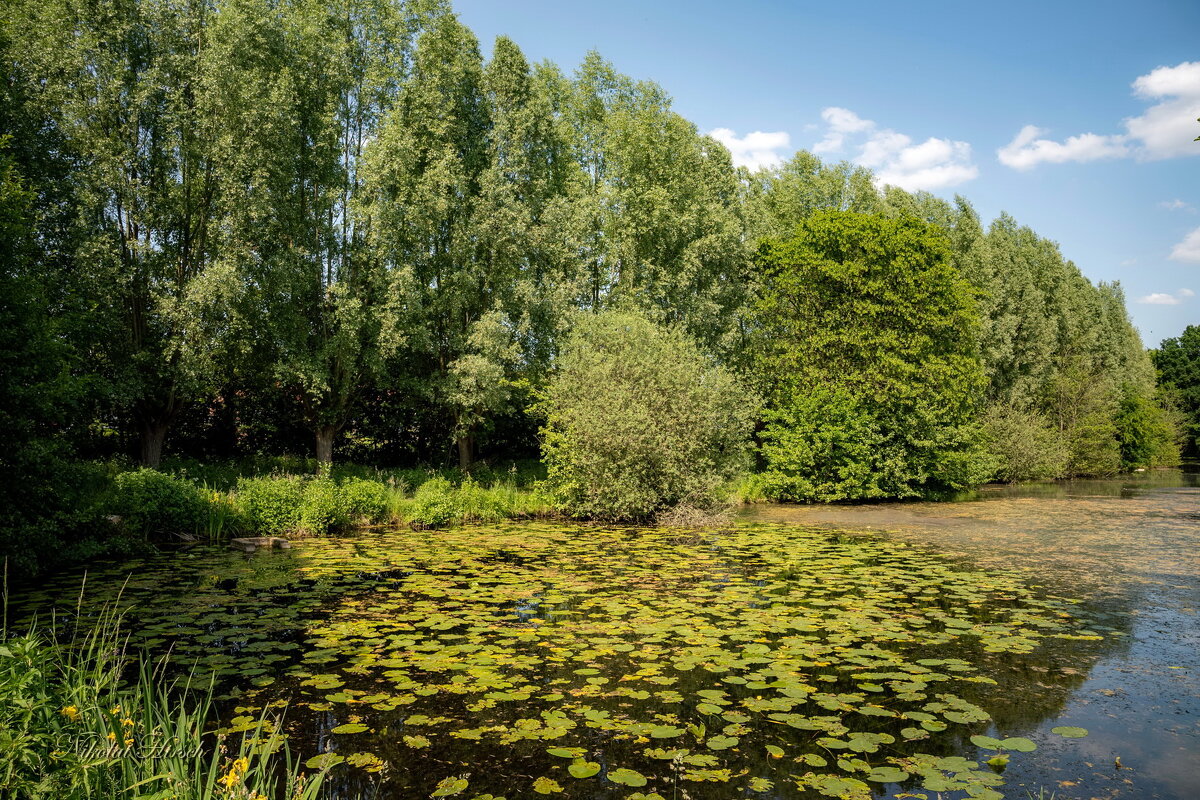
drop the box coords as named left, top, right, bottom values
left=743, top=468, right=1200, bottom=799
left=14, top=469, right=1199, bottom=800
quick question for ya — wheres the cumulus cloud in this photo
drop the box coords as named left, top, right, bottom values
left=808, top=107, right=978, bottom=192
left=1170, top=226, right=1200, bottom=263
left=998, top=126, right=1129, bottom=170
left=1138, top=293, right=1183, bottom=305
left=998, top=61, right=1200, bottom=170
left=708, top=128, right=791, bottom=170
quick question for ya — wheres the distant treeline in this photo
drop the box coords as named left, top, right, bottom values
left=0, top=0, right=1188, bottom=543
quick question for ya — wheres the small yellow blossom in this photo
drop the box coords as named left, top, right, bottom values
left=111, top=705, right=121, bottom=714
left=122, top=717, right=135, bottom=727
left=60, top=705, right=82, bottom=722
left=107, top=732, right=117, bottom=741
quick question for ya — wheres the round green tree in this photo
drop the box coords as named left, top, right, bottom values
left=753, top=211, right=990, bottom=501
left=539, top=310, right=757, bottom=521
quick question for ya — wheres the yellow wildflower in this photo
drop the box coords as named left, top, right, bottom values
left=111, top=705, right=121, bottom=714
left=122, top=717, right=135, bottom=727
left=60, top=705, right=82, bottom=722
left=107, top=732, right=117, bottom=741
left=124, top=737, right=134, bottom=747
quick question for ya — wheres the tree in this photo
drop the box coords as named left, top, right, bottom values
left=9, top=0, right=239, bottom=466
left=1153, top=325, right=1200, bottom=456
left=753, top=211, right=989, bottom=501
left=539, top=310, right=757, bottom=521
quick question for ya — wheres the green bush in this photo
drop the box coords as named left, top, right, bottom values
left=298, top=477, right=351, bottom=535
left=339, top=477, right=390, bottom=523
left=234, top=475, right=304, bottom=535
left=107, top=469, right=208, bottom=538
left=540, top=310, right=757, bottom=521
left=981, top=401, right=1069, bottom=482
left=410, top=476, right=461, bottom=527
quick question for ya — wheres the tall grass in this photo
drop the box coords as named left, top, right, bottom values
left=0, top=593, right=329, bottom=800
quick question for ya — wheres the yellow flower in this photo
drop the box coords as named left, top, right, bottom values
left=122, top=717, right=135, bottom=727
left=60, top=705, right=82, bottom=722
left=232, top=757, right=249, bottom=774
left=111, top=705, right=121, bottom=714
left=107, top=732, right=117, bottom=741
left=124, top=737, right=134, bottom=747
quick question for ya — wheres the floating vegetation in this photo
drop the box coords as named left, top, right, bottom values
left=12, top=521, right=1116, bottom=799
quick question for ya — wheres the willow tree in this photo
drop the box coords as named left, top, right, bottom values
left=205, top=0, right=443, bottom=462
left=7, top=0, right=240, bottom=465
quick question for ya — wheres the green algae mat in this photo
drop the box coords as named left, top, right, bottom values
left=17, top=522, right=1115, bottom=799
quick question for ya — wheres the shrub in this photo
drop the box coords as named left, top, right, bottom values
left=981, top=401, right=1069, bottom=482
left=107, top=469, right=208, bottom=538
left=540, top=310, right=757, bottom=521
left=298, top=477, right=351, bottom=535
left=339, top=478, right=390, bottom=523
left=234, top=475, right=304, bottom=535
left=410, top=476, right=461, bottom=527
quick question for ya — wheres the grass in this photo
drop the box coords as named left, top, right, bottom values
left=0, top=587, right=331, bottom=800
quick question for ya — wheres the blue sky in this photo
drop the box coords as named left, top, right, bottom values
left=454, top=0, right=1199, bottom=345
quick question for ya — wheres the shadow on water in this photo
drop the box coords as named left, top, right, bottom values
left=7, top=470, right=1196, bottom=800
left=742, top=467, right=1200, bottom=800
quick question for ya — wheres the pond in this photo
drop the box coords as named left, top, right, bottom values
left=12, top=469, right=1199, bottom=800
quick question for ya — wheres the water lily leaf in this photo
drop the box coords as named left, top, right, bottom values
left=865, top=766, right=909, bottom=783
left=706, top=735, right=738, bottom=750
left=969, top=735, right=1005, bottom=750
left=608, top=767, right=647, bottom=787
left=568, top=760, right=600, bottom=779
left=330, top=722, right=369, bottom=734
left=431, top=775, right=469, bottom=796
left=1050, top=726, right=1088, bottom=738
left=999, top=737, right=1037, bottom=752
left=532, top=776, right=562, bottom=794
left=305, top=753, right=343, bottom=770
left=546, top=747, right=584, bottom=759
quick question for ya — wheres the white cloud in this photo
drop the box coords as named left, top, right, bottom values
left=998, top=61, right=1200, bottom=170
left=1170, top=226, right=1200, bottom=263
left=1138, top=293, right=1183, bottom=305
left=998, top=125, right=1129, bottom=170
left=1137, top=287, right=1195, bottom=305
left=1159, top=199, right=1194, bottom=211
left=812, top=107, right=874, bottom=154
left=809, top=108, right=978, bottom=192
left=1128, top=62, right=1200, bottom=159
left=708, top=128, right=791, bottom=170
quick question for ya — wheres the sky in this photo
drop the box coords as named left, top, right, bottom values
left=453, top=0, right=1200, bottom=345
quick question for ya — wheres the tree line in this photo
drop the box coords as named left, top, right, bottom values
left=1, top=0, right=1185, bottom=516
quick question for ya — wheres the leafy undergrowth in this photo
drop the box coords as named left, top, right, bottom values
left=11, top=522, right=1114, bottom=799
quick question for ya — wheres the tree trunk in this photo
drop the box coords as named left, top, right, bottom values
left=456, top=432, right=473, bottom=471
left=315, top=425, right=336, bottom=463
left=139, top=419, right=169, bottom=468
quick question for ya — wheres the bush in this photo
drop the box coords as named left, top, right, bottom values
left=540, top=310, right=757, bottom=521
left=298, top=477, right=351, bottom=535
left=107, top=469, right=208, bottom=538
left=981, top=401, right=1069, bottom=482
left=234, top=475, right=304, bottom=535
left=339, top=477, right=390, bottom=523
left=410, top=476, right=461, bottom=527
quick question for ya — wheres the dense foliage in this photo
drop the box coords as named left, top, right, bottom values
left=1152, top=325, right=1200, bottom=457
left=753, top=213, right=989, bottom=501
left=0, top=0, right=1183, bottom=570
left=541, top=311, right=756, bottom=520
